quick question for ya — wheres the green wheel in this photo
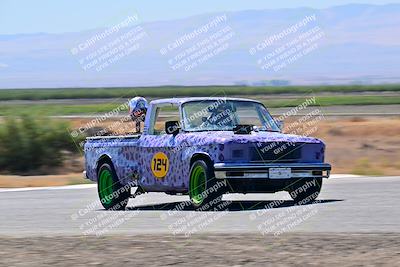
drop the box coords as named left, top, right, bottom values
left=97, top=163, right=130, bottom=210
left=189, top=160, right=225, bottom=211
left=189, top=164, right=207, bottom=206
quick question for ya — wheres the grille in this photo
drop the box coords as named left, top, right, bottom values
left=250, top=142, right=302, bottom=162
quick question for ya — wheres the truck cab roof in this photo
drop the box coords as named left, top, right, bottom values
left=150, top=97, right=262, bottom=106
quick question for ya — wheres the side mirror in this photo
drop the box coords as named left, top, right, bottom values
left=276, top=120, right=284, bottom=131
left=165, top=121, right=181, bottom=136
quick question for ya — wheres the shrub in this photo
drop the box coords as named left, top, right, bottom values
left=0, top=116, right=83, bottom=173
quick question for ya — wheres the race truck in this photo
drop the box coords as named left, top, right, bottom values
left=84, top=97, right=331, bottom=210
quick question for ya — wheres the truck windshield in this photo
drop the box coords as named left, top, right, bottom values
left=181, top=100, right=280, bottom=132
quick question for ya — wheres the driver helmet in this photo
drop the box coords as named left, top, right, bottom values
left=128, top=97, right=148, bottom=122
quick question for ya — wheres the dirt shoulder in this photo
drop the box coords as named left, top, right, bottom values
left=0, top=233, right=399, bottom=266
left=312, top=116, right=400, bottom=175
left=0, top=173, right=91, bottom=188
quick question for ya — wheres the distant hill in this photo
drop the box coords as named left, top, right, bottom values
left=0, top=4, right=400, bottom=88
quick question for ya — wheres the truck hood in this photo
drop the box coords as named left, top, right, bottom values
left=178, top=131, right=323, bottom=146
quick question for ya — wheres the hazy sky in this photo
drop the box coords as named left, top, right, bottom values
left=1, top=0, right=399, bottom=34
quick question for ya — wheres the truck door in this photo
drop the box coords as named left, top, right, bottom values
left=138, top=103, right=185, bottom=191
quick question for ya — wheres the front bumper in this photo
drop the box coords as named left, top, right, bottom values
left=214, top=163, right=331, bottom=179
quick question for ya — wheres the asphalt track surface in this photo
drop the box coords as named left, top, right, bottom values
left=1, top=175, right=399, bottom=237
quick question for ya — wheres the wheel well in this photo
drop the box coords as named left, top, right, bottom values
left=190, top=153, right=213, bottom=168
left=97, top=155, right=113, bottom=173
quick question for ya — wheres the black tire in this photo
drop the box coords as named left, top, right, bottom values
left=188, top=160, right=226, bottom=211
left=288, top=178, right=322, bottom=204
left=97, top=163, right=130, bottom=210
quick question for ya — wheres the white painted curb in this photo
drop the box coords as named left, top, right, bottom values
left=0, top=184, right=96, bottom=192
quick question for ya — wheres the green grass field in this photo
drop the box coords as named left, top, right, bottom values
left=1, top=95, right=399, bottom=116
left=1, top=84, right=400, bottom=101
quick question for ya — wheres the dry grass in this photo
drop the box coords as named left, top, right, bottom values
left=310, top=116, right=400, bottom=176
left=0, top=173, right=92, bottom=188
left=1, top=116, right=399, bottom=187
left=73, top=115, right=400, bottom=176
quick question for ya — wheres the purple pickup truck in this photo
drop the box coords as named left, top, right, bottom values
left=84, top=97, right=331, bottom=210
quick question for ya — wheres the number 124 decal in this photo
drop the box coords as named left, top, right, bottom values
left=151, top=152, right=169, bottom=179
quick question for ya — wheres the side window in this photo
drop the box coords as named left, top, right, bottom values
left=152, top=105, right=180, bottom=135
